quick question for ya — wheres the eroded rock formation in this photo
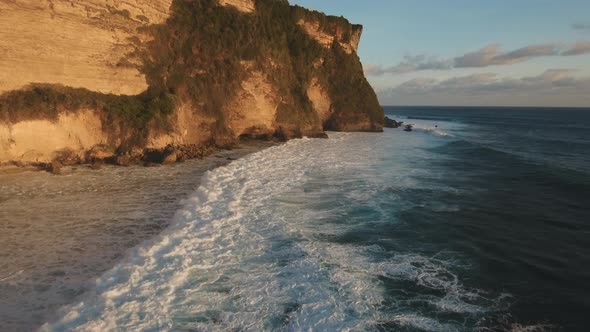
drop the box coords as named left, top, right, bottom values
left=0, top=0, right=383, bottom=166
left=297, top=19, right=363, bottom=54
left=218, top=0, right=255, bottom=12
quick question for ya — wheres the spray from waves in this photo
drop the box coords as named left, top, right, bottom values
left=41, top=134, right=386, bottom=331
left=42, top=132, right=509, bottom=332
left=387, top=114, right=460, bottom=137
left=411, top=123, right=453, bottom=137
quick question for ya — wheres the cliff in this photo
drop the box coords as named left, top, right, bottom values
left=0, top=0, right=383, bottom=166
left=0, top=0, right=172, bottom=95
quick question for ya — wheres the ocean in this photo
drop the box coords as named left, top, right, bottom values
left=40, top=107, right=590, bottom=331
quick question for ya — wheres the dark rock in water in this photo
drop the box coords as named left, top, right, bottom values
left=384, top=116, right=402, bottom=128
left=214, top=136, right=239, bottom=150
left=281, top=302, right=302, bottom=326
left=143, top=162, right=161, bottom=168
left=47, top=161, right=73, bottom=175
left=143, top=145, right=177, bottom=164
left=311, top=132, right=329, bottom=139
left=52, top=148, right=80, bottom=166
left=48, top=161, right=63, bottom=174
left=173, top=143, right=215, bottom=161
left=142, top=143, right=218, bottom=164
left=89, top=162, right=102, bottom=170
left=11, top=160, right=25, bottom=168
left=162, top=146, right=177, bottom=165
left=87, top=145, right=115, bottom=162
left=274, top=126, right=303, bottom=142
left=142, top=149, right=163, bottom=164
left=115, top=154, right=139, bottom=167
left=273, top=127, right=289, bottom=142
left=239, top=126, right=275, bottom=141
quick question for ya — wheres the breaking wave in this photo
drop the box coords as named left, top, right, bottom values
left=43, top=132, right=514, bottom=331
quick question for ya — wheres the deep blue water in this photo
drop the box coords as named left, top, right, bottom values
left=380, top=106, right=590, bottom=331
left=45, top=107, right=590, bottom=331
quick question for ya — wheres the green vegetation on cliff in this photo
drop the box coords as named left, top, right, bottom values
left=0, top=85, right=174, bottom=126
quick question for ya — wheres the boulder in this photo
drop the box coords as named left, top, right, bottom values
left=10, top=160, right=26, bottom=168
left=47, top=161, right=73, bottom=175
left=239, top=126, right=275, bottom=141
left=310, top=132, right=329, bottom=139
left=89, top=162, right=103, bottom=170
left=214, top=136, right=238, bottom=150
left=115, top=154, right=139, bottom=167
left=48, top=161, right=63, bottom=174
left=143, top=145, right=177, bottom=164
left=87, top=145, right=115, bottom=161
left=384, top=116, right=403, bottom=128
left=52, top=148, right=80, bottom=166
left=162, top=149, right=177, bottom=165
left=274, top=126, right=304, bottom=141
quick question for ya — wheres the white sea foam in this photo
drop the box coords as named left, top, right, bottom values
left=390, top=314, right=459, bottom=332
left=388, top=116, right=464, bottom=137
left=410, top=122, right=454, bottom=137
left=42, top=131, right=499, bottom=331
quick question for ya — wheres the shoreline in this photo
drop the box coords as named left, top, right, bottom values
left=0, top=140, right=275, bottom=332
left=0, top=139, right=266, bottom=175
left=0, top=133, right=331, bottom=175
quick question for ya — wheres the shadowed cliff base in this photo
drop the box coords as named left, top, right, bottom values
left=0, top=0, right=382, bottom=167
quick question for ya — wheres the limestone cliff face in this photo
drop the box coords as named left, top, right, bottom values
left=0, top=0, right=173, bottom=95
left=307, top=77, right=333, bottom=124
left=0, top=110, right=108, bottom=163
left=0, top=0, right=253, bottom=95
left=0, top=0, right=383, bottom=165
left=224, top=67, right=279, bottom=139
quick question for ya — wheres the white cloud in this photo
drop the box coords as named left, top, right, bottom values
left=364, top=55, right=452, bottom=76
left=573, top=23, right=590, bottom=31
left=378, top=70, right=590, bottom=107
left=366, top=42, right=590, bottom=76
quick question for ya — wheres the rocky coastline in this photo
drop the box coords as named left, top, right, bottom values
left=0, top=129, right=329, bottom=175
left=0, top=0, right=383, bottom=169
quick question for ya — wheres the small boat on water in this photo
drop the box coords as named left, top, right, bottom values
left=403, top=124, right=413, bottom=132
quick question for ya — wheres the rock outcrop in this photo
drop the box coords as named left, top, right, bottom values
left=218, top=0, right=255, bottom=13
left=297, top=19, right=363, bottom=54
left=0, top=0, right=383, bottom=167
left=384, top=116, right=403, bottom=128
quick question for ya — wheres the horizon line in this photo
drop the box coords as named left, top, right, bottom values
left=382, top=105, right=590, bottom=109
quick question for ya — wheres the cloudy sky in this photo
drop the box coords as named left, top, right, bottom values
left=290, top=0, right=590, bottom=107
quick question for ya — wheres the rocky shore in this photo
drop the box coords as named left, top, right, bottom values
left=384, top=116, right=403, bottom=128
left=0, top=132, right=318, bottom=175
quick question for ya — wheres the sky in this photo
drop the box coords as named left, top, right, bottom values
left=289, top=0, right=590, bottom=107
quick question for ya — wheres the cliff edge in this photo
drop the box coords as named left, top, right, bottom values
left=0, top=0, right=383, bottom=166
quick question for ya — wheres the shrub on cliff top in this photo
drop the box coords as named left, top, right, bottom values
left=0, top=84, right=175, bottom=129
